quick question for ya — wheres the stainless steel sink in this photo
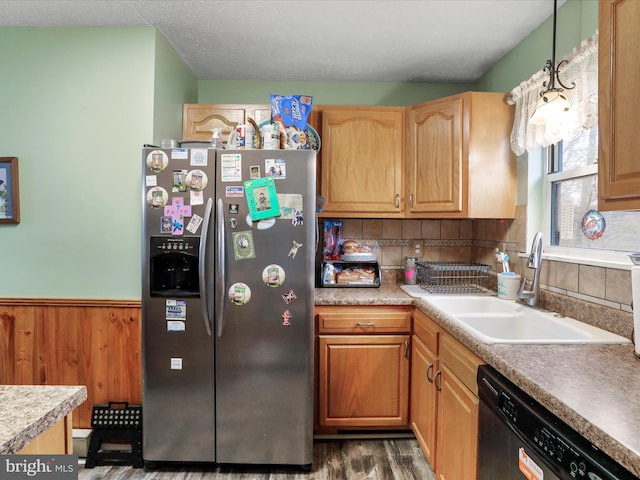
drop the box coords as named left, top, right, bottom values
left=401, top=287, right=630, bottom=345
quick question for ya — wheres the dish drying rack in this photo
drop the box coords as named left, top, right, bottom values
left=416, top=261, right=492, bottom=294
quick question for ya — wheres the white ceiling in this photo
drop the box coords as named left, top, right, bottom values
left=0, top=0, right=560, bottom=83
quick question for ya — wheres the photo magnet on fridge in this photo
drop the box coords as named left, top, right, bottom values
left=244, top=176, right=280, bottom=221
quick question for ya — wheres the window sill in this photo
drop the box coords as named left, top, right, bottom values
left=518, top=247, right=637, bottom=270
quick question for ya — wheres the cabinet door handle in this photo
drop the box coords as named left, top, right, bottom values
left=434, top=370, right=442, bottom=392
left=404, top=340, right=410, bottom=358
left=409, top=193, right=414, bottom=209
left=395, top=194, right=400, bottom=208
left=426, top=363, right=434, bottom=383
left=356, top=322, right=375, bottom=327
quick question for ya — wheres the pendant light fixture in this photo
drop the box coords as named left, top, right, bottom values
left=529, top=0, right=575, bottom=125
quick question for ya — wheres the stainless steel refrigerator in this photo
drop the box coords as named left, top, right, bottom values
left=141, top=148, right=315, bottom=468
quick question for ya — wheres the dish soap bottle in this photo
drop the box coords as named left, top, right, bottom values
left=209, top=128, right=223, bottom=149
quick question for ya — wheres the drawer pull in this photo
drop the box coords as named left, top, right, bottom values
left=356, top=322, right=375, bottom=327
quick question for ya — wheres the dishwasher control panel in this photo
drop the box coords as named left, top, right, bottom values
left=479, top=366, right=637, bottom=480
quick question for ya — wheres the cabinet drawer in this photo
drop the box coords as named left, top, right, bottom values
left=316, top=306, right=412, bottom=334
left=413, top=308, right=440, bottom=353
left=440, top=333, right=484, bottom=395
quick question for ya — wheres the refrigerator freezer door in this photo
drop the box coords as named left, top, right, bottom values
left=142, top=148, right=216, bottom=463
left=214, top=150, right=315, bottom=467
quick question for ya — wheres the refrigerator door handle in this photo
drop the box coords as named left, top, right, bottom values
left=215, top=198, right=227, bottom=337
left=199, top=197, right=214, bottom=337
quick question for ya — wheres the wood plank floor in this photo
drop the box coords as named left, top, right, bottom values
left=78, top=439, right=436, bottom=480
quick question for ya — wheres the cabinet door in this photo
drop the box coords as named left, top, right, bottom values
left=411, top=335, right=439, bottom=468
left=598, top=0, right=640, bottom=211
left=406, top=97, right=463, bottom=214
left=320, top=108, right=405, bottom=216
left=182, top=104, right=271, bottom=142
left=318, top=334, right=410, bottom=427
left=435, top=364, right=479, bottom=480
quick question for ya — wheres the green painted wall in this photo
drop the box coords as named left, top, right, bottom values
left=0, top=0, right=598, bottom=299
left=152, top=30, right=199, bottom=143
left=197, top=80, right=474, bottom=106
left=478, top=0, right=598, bottom=92
left=0, top=26, right=195, bottom=299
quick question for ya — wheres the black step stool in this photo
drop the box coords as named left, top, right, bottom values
left=85, top=402, right=143, bottom=468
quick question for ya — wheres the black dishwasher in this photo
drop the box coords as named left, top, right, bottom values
left=477, top=365, right=638, bottom=480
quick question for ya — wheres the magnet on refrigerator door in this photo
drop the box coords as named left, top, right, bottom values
left=262, top=264, right=285, bottom=288
left=172, top=170, right=188, bottom=192
left=244, top=176, right=280, bottom=221
left=147, top=187, right=169, bottom=208
left=288, top=241, right=303, bottom=259
left=186, top=169, right=207, bottom=191
left=146, top=150, right=168, bottom=172
left=281, top=310, right=292, bottom=326
left=166, top=299, right=187, bottom=320
left=291, top=210, right=304, bottom=226
left=189, top=148, right=208, bottom=167
left=228, top=282, right=251, bottom=306
left=245, top=214, right=276, bottom=230
left=282, top=290, right=297, bottom=305
left=161, top=216, right=172, bottom=233
left=277, top=194, right=303, bottom=220
left=226, top=186, right=244, bottom=197
left=171, top=148, right=188, bottom=160
left=167, top=321, right=186, bottom=332
left=265, top=158, right=286, bottom=179
left=220, top=153, right=242, bottom=182
left=145, top=175, right=157, bottom=187
left=190, top=189, right=204, bottom=206
left=186, top=214, right=203, bottom=234
left=232, top=231, right=256, bottom=260
left=164, top=197, right=192, bottom=235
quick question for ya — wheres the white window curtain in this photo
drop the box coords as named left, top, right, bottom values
left=507, top=31, right=599, bottom=156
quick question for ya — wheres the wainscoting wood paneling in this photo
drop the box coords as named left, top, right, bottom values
left=0, top=299, right=142, bottom=429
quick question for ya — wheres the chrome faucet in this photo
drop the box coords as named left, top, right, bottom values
left=518, top=232, right=543, bottom=307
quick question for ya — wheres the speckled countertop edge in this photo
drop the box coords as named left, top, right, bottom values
left=315, top=285, right=640, bottom=477
left=0, top=385, right=88, bottom=454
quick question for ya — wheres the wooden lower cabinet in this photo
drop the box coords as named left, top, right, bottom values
left=315, top=305, right=412, bottom=430
left=410, top=309, right=483, bottom=480
left=436, top=363, right=479, bottom=480
left=411, top=335, right=439, bottom=465
left=18, top=415, right=73, bottom=454
left=315, top=305, right=483, bottom=478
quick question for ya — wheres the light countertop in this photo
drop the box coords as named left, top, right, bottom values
left=0, top=385, right=87, bottom=454
left=315, top=284, right=640, bottom=477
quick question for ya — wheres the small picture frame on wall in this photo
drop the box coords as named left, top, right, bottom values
left=0, top=157, right=20, bottom=224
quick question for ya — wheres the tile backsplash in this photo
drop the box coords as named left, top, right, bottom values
left=324, top=205, right=633, bottom=328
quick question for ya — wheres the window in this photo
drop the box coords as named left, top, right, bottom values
left=546, top=125, right=640, bottom=254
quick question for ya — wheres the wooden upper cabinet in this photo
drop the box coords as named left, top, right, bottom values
left=406, top=92, right=516, bottom=218
left=319, top=107, right=405, bottom=217
left=406, top=95, right=463, bottom=214
left=598, top=0, right=640, bottom=211
left=182, top=104, right=271, bottom=142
